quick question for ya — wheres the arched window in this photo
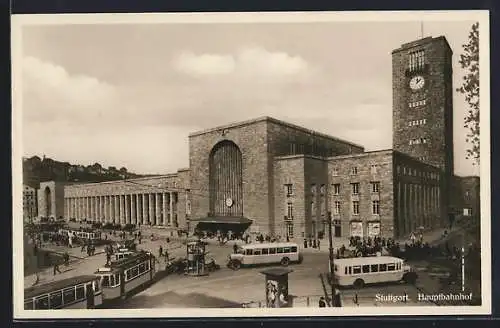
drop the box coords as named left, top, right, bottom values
left=44, top=186, right=52, bottom=217
left=209, top=140, right=243, bottom=217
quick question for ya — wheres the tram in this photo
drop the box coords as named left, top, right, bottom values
left=24, top=275, right=103, bottom=310
left=95, top=250, right=156, bottom=302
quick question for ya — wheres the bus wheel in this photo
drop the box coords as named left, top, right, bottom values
left=353, top=279, right=364, bottom=289
left=232, top=260, right=241, bottom=270
left=280, top=257, right=290, bottom=266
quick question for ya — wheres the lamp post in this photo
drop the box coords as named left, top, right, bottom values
left=326, top=211, right=340, bottom=307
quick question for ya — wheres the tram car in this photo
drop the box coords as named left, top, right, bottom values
left=24, top=275, right=103, bottom=310
left=95, top=250, right=156, bottom=302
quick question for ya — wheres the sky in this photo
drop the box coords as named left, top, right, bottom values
left=18, top=17, right=481, bottom=176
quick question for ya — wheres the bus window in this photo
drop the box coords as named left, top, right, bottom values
left=362, top=265, right=370, bottom=273
left=254, top=249, right=261, bottom=255
left=139, top=263, right=146, bottom=274
left=269, top=248, right=276, bottom=254
left=145, top=261, right=150, bottom=271
left=63, top=287, right=76, bottom=303
left=283, top=247, right=291, bottom=253
left=334, top=264, right=338, bottom=272
left=50, top=291, right=63, bottom=308
left=35, top=296, right=49, bottom=309
left=291, top=246, right=298, bottom=253
left=245, top=249, right=253, bottom=256
left=75, top=285, right=85, bottom=300
left=387, top=263, right=396, bottom=271
left=93, top=280, right=100, bottom=292
left=370, top=264, right=379, bottom=272
left=348, top=267, right=352, bottom=275
left=344, top=267, right=348, bottom=275
left=24, top=300, right=34, bottom=310
left=277, top=248, right=284, bottom=254
left=353, top=266, right=362, bottom=274
left=379, top=264, right=387, bottom=272
left=108, top=275, right=115, bottom=287
left=262, top=248, right=269, bottom=255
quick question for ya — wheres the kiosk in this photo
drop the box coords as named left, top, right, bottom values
left=185, top=240, right=208, bottom=276
left=260, top=268, right=293, bottom=308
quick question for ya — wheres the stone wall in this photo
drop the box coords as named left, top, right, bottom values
left=328, top=150, right=395, bottom=239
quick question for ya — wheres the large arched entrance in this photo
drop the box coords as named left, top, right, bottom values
left=209, top=140, right=243, bottom=217
left=44, top=186, right=52, bottom=217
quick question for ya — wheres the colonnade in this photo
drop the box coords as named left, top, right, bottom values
left=64, top=192, right=177, bottom=226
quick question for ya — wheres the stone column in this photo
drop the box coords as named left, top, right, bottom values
left=162, top=193, right=167, bottom=226
left=149, top=193, right=155, bottom=225
left=114, top=195, right=120, bottom=224
left=131, top=194, right=137, bottom=224
left=169, top=192, right=174, bottom=226
left=119, top=194, right=124, bottom=225
left=142, top=194, right=148, bottom=225
left=155, top=193, right=161, bottom=226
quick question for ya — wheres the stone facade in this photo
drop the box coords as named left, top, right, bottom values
left=29, top=35, right=480, bottom=241
left=23, top=184, right=38, bottom=221
left=38, top=181, right=65, bottom=219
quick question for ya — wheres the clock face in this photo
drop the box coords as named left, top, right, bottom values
left=409, top=75, right=425, bottom=90
left=225, top=198, right=234, bottom=208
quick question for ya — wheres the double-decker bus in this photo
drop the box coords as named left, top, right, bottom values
left=228, top=242, right=302, bottom=270
left=332, top=256, right=417, bottom=288
left=94, top=250, right=156, bottom=303
left=24, top=275, right=102, bottom=310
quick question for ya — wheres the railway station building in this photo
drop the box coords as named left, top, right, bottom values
left=34, top=35, right=480, bottom=241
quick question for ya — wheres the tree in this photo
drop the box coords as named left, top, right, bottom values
left=119, top=167, right=128, bottom=173
left=457, top=22, right=480, bottom=164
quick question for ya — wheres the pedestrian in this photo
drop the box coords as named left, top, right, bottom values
left=353, top=293, right=359, bottom=306
left=165, top=249, right=169, bottom=262
left=63, top=252, right=70, bottom=266
left=53, top=257, right=62, bottom=275
left=318, top=296, right=326, bottom=308
left=233, top=243, right=238, bottom=254
left=317, top=239, right=321, bottom=251
left=159, top=246, right=163, bottom=258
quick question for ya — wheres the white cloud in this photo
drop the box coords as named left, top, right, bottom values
left=22, top=56, right=119, bottom=124
left=171, top=46, right=310, bottom=80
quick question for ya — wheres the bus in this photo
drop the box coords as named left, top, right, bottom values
left=94, top=250, right=156, bottom=302
left=228, top=242, right=302, bottom=270
left=24, top=275, right=103, bottom=310
left=332, top=256, right=417, bottom=288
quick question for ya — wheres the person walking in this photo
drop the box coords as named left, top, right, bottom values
left=317, top=239, right=321, bottom=251
left=318, top=296, right=326, bottom=308
left=53, top=256, right=62, bottom=275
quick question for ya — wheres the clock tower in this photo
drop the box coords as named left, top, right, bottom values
left=392, top=36, right=454, bottom=177
left=392, top=36, right=454, bottom=224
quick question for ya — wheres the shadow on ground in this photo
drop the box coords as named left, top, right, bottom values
left=112, top=290, right=243, bottom=308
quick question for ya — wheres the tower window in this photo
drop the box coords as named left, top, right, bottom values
left=285, top=184, right=293, bottom=196
left=408, top=99, right=427, bottom=108
left=371, top=182, right=380, bottom=193
left=409, top=50, right=425, bottom=71
left=332, top=167, right=339, bottom=176
left=370, top=165, right=378, bottom=174
left=351, top=167, right=358, bottom=175
left=372, top=200, right=380, bottom=215
left=287, top=202, right=293, bottom=219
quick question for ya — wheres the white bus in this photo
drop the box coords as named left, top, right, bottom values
left=228, top=242, right=302, bottom=270
left=332, top=256, right=417, bottom=288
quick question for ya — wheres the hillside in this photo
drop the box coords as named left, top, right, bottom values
left=23, top=155, right=146, bottom=187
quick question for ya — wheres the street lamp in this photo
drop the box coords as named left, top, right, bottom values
left=325, top=211, right=341, bottom=307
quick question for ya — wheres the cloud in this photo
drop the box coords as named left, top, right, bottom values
left=171, top=46, right=310, bottom=80
left=22, top=56, right=119, bottom=124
